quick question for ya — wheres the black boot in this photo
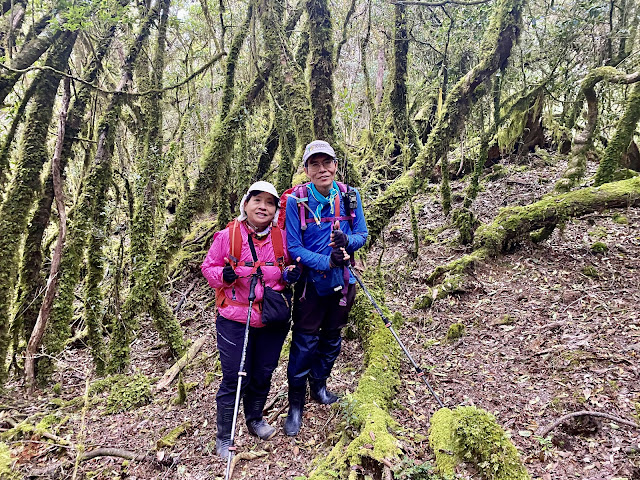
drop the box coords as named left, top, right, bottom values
left=244, top=395, right=276, bottom=440
left=284, top=384, right=306, bottom=436
left=215, top=404, right=235, bottom=459
left=309, top=377, right=338, bottom=405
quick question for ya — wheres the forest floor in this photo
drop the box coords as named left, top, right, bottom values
left=4, top=150, right=640, bottom=480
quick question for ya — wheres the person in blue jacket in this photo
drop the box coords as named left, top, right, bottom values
left=284, top=139, right=368, bottom=436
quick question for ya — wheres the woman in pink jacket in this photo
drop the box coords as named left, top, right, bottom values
left=201, top=181, right=301, bottom=459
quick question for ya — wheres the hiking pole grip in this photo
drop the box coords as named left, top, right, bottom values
left=348, top=266, right=445, bottom=409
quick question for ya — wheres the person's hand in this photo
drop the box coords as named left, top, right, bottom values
left=330, top=247, right=350, bottom=268
left=329, top=220, right=348, bottom=248
left=222, top=258, right=238, bottom=284
left=286, top=257, right=302, bottom=283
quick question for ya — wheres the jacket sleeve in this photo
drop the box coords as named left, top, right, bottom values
left=201, top=230, right=229, bottom=289
left=346, top=189, right=368, bottom=253
left=286, top=196, right=332, bottom=271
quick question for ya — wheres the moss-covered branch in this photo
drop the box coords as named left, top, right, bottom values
left=555, top=67, right=640, bottom=192
left=594, top=80, right=640, bottom=185
left=366, top=0, right=524, bottom=245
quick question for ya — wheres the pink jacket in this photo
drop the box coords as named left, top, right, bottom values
left=201, top=221, right=290, bottom=327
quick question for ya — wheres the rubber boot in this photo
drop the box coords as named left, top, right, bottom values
left=215, top=404, right=234, bottom=459
left=309, top=377, right=338, bottom=405
left=283, top=384, right=306, bottom=436
left=244, top=395, right=276, bottom=440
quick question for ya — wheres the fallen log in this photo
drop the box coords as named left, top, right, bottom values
left=155, top=335, right=209, bottom=392
left=425, top=176, right=640, bottom=287
left=308, top=281, right=404, bottom=479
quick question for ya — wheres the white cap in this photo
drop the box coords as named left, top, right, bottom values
left=237, top=181, right=280, bottom=225
left=302, top=140, right=336, bottom=166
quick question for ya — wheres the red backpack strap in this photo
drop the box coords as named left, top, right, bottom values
left=227, top=219, right=243, bottom=264
left=270, top=226, right=285, bottom=268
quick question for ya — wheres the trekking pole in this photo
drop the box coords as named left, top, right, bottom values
left=225, top=270, right=261, bottom=480
left=348, top=266, right=445, bottom=408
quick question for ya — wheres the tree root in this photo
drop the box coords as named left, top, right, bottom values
left=80, top=447, right=149, bottom=462
left=228, top=450, right=268, bottom=479
left=537, top=410, right=639, bottom=438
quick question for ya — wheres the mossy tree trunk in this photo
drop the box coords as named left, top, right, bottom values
left=366, top=0, right=524, bottom=245
left=307, top=0, right=336, bottom=143
left=108, top=42, right=277, bottom=372
left=215, top=1, right=253, bottom=231
left=556, top=67, right=640, bottom=192
left=47, top=7, right=159, bottom=378
left=0, top=79, right=38, bottom=192
left=10, top=26, right=117, bottom=370
left=594, top=80, right=640, bottom=185
left=0, top=31, right=76, bottom=381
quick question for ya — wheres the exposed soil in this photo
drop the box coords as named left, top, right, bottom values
left=4, top=152, right=640, bottom=479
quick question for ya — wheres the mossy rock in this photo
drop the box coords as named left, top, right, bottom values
left=446, top=323, right=465, bottom=341
left=429, top=406, right=531, bottom=479
left=486, top=164, right=508, bottom=181
left=590, top=241, right=608, bottom=254
left=581, top=265, right=599, bottom=278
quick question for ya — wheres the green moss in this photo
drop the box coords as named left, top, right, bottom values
left=429, top=406, right=531, bottom=480
left=0, top=442, right=19, bottom=479
left=590, top=241, right=608, bottom=254
left=486, top=164, right=508, bottom=181
left=101, top=374, right=152, bottom=414
left=157, top=422, right=191, bottom=448
left=53, top=383, right=62, bottom=395
left=446, top=323, right=465, bottom=341
left=612, top=214, right=629, bottom=224
left=204, top=371, right=217, bottom=387
left=581, top=265, right=599, bottom=278
left=174, top=374, right=187, bottom=405
left=496, top=314, right=515, bottom=325
left=429, top=408, right=457, bottom=475
left=413, top=274, right=465, bottom=310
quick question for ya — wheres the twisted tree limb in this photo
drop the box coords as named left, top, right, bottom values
left=538, top=410, right=639, bottom=438
left=367, top=0, right=524, bottom=245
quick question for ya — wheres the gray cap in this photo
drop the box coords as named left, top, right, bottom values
left=302, top=140, right=336, bottom=166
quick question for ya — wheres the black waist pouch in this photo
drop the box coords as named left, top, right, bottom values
left=262, top=286, right=293, bottom=325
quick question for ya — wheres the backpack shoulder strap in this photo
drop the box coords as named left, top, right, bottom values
left=227, top=219, right=243, bottom=263
left=270, top=226, right=285, bottom=267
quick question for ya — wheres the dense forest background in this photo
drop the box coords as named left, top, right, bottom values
left=1, top=0, right=639, bottom=477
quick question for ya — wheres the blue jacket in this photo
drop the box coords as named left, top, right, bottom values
left=285, top=183, right=368, bottom=289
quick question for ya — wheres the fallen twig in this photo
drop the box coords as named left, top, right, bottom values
left=538, top=410, right=639, bottom=438
left=80, top=447, right=149, bottom=462
left=156, top=335, right=210, bottom=391
left=173, top=280, right=198, bottom=313
left=228, top=450, right=268, bottom=479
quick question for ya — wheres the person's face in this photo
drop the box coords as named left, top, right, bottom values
left=305, top=153, right=337, bottom=194
left=244, top=191, right=277, bottom=229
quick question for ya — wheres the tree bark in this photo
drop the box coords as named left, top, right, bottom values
left=48, top=5, right=160, bottom=378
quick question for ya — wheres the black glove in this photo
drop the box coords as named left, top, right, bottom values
left=223, top=263, right=238, bottom=284
left=330, top=248, right=348, bottom=268
left=330, top=229, right=348, bottom=249
left=286, top=264, right=302, bottom=284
